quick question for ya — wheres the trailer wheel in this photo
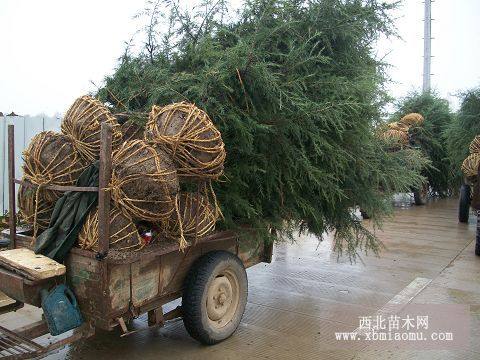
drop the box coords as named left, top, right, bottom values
left=459, top=184, right=471, bottom=223
left=182, top=250, right=247, bottom=345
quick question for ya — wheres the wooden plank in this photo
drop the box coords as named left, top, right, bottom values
left=98, top=123, right=113, bottom=255
left=0, top=248, right=65, bottom=280
left=131, top=258, right=160, bottom=307
left=8, top=125, right=16, bottom=249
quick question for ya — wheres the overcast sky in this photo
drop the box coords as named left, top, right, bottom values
left=1, top=0, right=479, bottom=116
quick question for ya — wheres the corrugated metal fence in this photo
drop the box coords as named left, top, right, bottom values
left=0, top=115, right=61, bottom=214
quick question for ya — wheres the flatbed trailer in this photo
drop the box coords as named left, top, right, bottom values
left=0, top=123, right=273, bottom=359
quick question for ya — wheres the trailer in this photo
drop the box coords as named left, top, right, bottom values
left=0, top=123, right=273, bottom=359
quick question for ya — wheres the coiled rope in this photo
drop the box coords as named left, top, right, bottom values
left=145, top=102, right=226, bottom=180
left=78, top=207, right=145, bottom=251
left=62, top=95, right=122, bottom=162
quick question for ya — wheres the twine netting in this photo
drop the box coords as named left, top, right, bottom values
left=469, top=135, right=480, bottom=154
left=462, top=153, right=480, bottom=178
left=17, top=181, right=54, bottom=232
left=78, top=206, right=144, bottom=251
left=399, top=113, right=424, bottom=127
left=165, top=192, right=217, bottom=239
left=145, top=102, right=226, bottom=179
left=22, top=131, right=86, bottom=203
left=120, top=120, right=144, bottom=143
left=110, top=139, right=179, bottom=223
left=61, top=95, right=122, bottom=162
left=22, top=131, right=86, bottom=237
left=387, top=122, right=410, bottom=132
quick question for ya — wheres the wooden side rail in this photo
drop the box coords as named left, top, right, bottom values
left=13, top=179, right=98, bottom=192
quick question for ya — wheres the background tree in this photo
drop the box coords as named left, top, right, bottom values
left=392, top=91, right=454, bottom=196
left=98, top=0, right=427, bottom=257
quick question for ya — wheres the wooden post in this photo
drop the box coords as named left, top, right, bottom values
left=8, top=125, right=16, bottom=249
left=97, top=123, right=113, bottom=256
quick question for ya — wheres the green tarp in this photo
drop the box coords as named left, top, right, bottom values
left=34, top=163, right=99, bottom=262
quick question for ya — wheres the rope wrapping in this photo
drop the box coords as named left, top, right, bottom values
left=110, top=139, right=179, bottom=223
left=17, top=181, right=54, bottom=232
left=22, top=131, right=87, bottom=203
left=387, top=122, right=410, bottom=132
left=462, top=153, right=480, bottom=178
left=164, top=192, right=217, bottom=239
left=469, top=135, right=480, bottom=154
left=78, top=206, right=145, bottom=251
left=399, top=113, right=424, bottom=127
left=145, top=102, right=226, bottom=180
left=61, top=95, right=122, bottom=162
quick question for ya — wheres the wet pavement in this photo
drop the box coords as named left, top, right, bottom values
left=1, top=197, right=480, bottom=359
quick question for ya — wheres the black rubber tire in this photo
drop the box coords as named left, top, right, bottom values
left=182, top=250, right=248, bottom=345
left=458, top=184, right=471, bottom=223
left=413, top=187, right=427, bottom=206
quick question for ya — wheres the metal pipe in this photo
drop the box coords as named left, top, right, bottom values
left=423, top=0, right=432, bottom=92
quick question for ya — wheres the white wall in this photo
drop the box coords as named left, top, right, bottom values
left=0, top=115, right=61, bottom=214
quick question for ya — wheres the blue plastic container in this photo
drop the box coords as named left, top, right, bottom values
left=41, top=284, right=83, bottom=336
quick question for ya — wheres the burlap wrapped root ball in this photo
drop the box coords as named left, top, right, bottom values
left=165, top=192, right=217, bottom=239
left=462, top=153, right=480, bottom=178
left=145, top=102, right=226, bottom=179
left=469, top=135, right=480, bottom=154
left=110, top=140, right=179, bottom=223
left=120, top=119, right=145, bottom=142
left=22, top=131, right=87, bottom=203
left=17, top=181, right=54, bottom=232
left=61, top=95, right=122, bottom=162
left=78, top=206, right=144, bottom=251
left=399, top=113, right=424, bottom=127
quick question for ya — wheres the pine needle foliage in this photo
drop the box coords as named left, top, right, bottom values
left=445, top=87, right=480, bottom=184
left=98, top=0, right=427, bottom=257
left=392, top=91, right=454, bottom=196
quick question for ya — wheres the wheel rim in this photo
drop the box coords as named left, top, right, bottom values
left=206, top=268, right=240, bottom=329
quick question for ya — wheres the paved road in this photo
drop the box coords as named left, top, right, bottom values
left=2, top=197, right=479, bottom=359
